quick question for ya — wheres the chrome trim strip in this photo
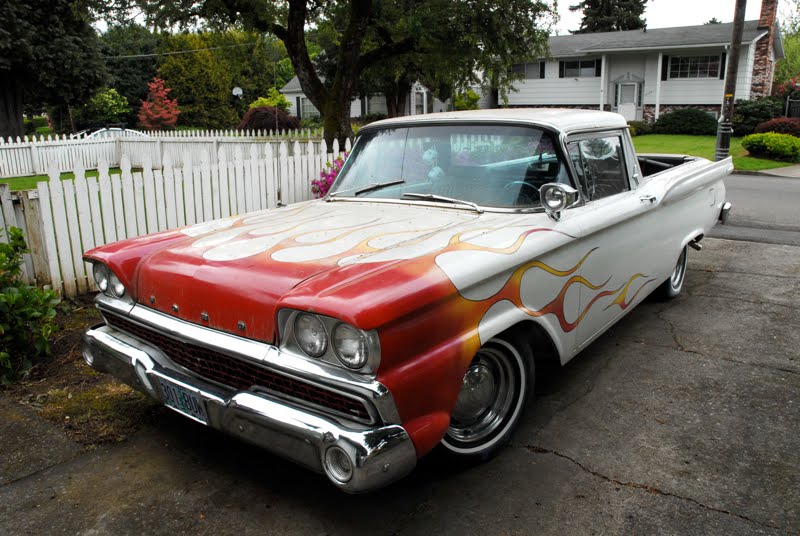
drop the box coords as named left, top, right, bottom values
left=82, top=327, right=416, bottom=492
left=96, top=297, right=402, bottom=425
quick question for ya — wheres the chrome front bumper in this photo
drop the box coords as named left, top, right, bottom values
left=82, top=308, right=417, bottom=493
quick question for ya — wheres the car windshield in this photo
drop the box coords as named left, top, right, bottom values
left=328, top=124, right=571, bottom=209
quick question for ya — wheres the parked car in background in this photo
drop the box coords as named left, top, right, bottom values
left=70, top=127, right=149, bottom=140
left=82, top=109, right=732, bottom=492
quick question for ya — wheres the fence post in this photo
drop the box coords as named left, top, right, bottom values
left=20, top=190, right=51, bottom=286
left=30, top=138, right=41, bottom=175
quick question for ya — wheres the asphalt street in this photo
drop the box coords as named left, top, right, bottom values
left=709, top=172, right=800, bottom=246
left=1, top=238, right=798, bottom=535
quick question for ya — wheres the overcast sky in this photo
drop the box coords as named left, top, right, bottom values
left=553, top=0, right=798, bottom=34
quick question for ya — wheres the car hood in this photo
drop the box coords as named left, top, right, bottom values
left=133, top=200, right=489, bottom=342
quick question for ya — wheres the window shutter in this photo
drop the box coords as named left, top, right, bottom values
left=614, top=84, right=619, bottom=106
left=559, top=61, right=565, bottom=78
left=719, top=52, right=727, bottom=80
left=540, top=61, right=546, bottom=79
left=595, top=60, right=602, bottom=77
left=661, top=56, right=669, bottom=81
left=361, top=96, right=366, bottom=116
left=296, top=97, right=302, bottom=119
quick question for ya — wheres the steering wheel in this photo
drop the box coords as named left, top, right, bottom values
left=503, top=180, right=539, bottom=206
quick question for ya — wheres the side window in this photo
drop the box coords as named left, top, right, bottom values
left=567, top=135, right=629, bottom=201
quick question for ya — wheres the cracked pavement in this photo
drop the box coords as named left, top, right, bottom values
left=1, top=238, right=798, bottom=535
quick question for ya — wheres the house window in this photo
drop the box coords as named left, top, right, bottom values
left=511, top=62, right=545, bottom=79
left=300, top=97, right=320, bottom=119
left=559, top=59, right=601, bottom=78
left=668, top=55, right=721, bottom=79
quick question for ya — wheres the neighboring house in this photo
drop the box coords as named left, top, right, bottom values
left=280, top=79, right=457, bottom=120
left=510, top=0, right=783, bottom=122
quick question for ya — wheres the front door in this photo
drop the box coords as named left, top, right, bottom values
left=617, top=83, right=638, bottom=121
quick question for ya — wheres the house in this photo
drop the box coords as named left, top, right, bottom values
left=280, top=79, right=460, bottom=120
left=509, top=0, right=783, bottom=122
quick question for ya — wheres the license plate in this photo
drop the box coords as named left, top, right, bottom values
left=157, top=377, right=209, bottom=425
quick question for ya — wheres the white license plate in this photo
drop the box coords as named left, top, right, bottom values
left=157, top=377, right=209, bottom=425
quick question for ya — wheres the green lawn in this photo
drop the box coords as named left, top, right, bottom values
left=632, top=134, right=790, bottom=171
left=0, top=169, right=124, bottom=191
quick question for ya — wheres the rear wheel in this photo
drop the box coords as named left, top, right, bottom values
left=440, top=333, right=533, bottom=462
left=658, top=245, right=688, bottom=299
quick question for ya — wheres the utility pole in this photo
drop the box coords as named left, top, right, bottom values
left=715, top=0, right=747, bottom=161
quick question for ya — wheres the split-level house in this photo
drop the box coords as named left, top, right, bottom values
left=509, top=0, right=783, bottom=122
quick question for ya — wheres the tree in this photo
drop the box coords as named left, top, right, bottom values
left=249, top=88, right=292, bottom=112
left=127, top=0, right=554, bottom=147
left=569, top=0, right=649, bottom=33
left=100, top=24, right=162, bottom=125
left=77, top=88, right=132, bottom=128
left=705, top=17, right=722, bottom=24
left=0, top=0, right=106, bottom=138
left=138, top=77, right=180, bottom=130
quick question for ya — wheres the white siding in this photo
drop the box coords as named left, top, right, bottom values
left=507, top=60, right=602, bottom=106
left=283, top=91, right=304, bottom=116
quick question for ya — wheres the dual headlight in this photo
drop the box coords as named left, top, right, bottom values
left=288, top=312, right=375, bottom=372
left=92, top=262, right=127, bottom=298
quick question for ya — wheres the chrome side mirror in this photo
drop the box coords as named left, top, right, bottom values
left=539, top=183, right=579, bottom=221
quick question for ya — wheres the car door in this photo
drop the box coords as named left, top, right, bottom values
left=563, top=130, right=669, bottom=350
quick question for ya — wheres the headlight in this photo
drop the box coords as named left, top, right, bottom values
left=93, top=263, right=110, bottom=292
left=294, top=314, right=327, bottom=357
left=332, top=322, right=368, bottom=369
left=109, top=272, right=126, bottom=297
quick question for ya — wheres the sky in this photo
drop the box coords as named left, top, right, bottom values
left=553, top=0, right=798, bottom=34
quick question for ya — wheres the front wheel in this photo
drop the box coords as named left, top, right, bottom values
left=658, top=245, right=688, bottom=299
left=440, top=333, right=533, bottom=462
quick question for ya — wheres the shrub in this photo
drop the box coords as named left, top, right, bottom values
left=248, top=88, right=291, bottom=112
left=311, top=153, right=347, bottom=198
left=741, top=133, right=800, bottom=162
left=732, top=97, right=784, bottom=136
left=237, top=106, right=299, bottom=132
left=79, top=88, right=132, bottom=127
left=454, top=89, right=480, bottom=111
left=754, top=117, right=800, bottom=137
left=138, top=77, right=180, bottom=131
left=627, top=120, right=652, bottom=136
left=300, top=116, right=324, bottom=130
left=0, top=227, right=60, bottom=386
left=653, top=108, right=718, bottom=135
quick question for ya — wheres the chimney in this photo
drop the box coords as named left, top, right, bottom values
left=758, top=0, right=777, bottom=29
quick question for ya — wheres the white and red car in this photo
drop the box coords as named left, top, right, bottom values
left=83, top=109, right=732, bottom=492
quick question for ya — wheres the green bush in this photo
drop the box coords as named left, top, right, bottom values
left=78, top=88, right=131, bottom=127
left=732, top=97, right=784, bottom=136
left=654, top=108, right=718, bottom=135
left=754, top=117, right=800, bottom=137
left=248, top=88, right=291, bottom=112
left=454, top=89, right=480, bottom=111
left=741, top=133, right=800, bottom=162
left=0, top=227, right=60, bottom=386
left=627, top=120, right=652, bottom=136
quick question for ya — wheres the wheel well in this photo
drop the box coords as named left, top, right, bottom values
left=497, top=320, right=561, bottom=378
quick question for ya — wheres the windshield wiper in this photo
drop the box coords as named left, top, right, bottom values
left=352, top=179, right=405, bottom=196
left=401, top=192, right=484, bottom=214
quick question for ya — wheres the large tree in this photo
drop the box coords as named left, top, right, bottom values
left=123, top=0, right=554, bottom=146
left=0, top=0, right=106, bottom=139
left=569, top=0, right=649, bottom=34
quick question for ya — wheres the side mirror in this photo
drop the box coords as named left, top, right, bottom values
left=539, top=183, right=579, bottom=221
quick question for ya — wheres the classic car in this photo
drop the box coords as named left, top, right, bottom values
left=82, top=109, right=732, bottom=492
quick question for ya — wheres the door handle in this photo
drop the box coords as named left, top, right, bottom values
left=639, top=195, right=657, bottom=204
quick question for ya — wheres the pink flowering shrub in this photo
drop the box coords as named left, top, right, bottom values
left=312, top=153, right=348, bottom=198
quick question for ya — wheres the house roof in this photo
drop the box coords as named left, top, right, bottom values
left=280, top=76, right=304, bottom=93
left=547, top=20, right=770, bottom=57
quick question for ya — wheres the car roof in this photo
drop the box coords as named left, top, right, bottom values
left=362, top=108, right=629, bottom=135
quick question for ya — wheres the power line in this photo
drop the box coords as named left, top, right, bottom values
left=104, top=42, right=257, bottom=59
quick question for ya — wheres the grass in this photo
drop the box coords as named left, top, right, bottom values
left=632, top=134, right=791, bottom=171
left=0, top=168, right=124, bottom=191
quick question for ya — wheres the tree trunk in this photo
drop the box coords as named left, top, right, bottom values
left=322, top=97, right=353, bottom=149
left=384, top=79, right=411, bottom=118
left=0, top=73, right=24, bottom=140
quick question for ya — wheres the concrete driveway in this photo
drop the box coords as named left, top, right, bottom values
left=1, top=238, right=798, bottom=536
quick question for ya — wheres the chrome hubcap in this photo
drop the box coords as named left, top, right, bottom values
left=448, top=346, right=515, bottom=444
left=670, top=248, right=687, bottom=289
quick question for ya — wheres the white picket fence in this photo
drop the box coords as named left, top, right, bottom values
left=0, top=128, right=325, bottom=178
left=0, top=138, right=350, bottom=298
